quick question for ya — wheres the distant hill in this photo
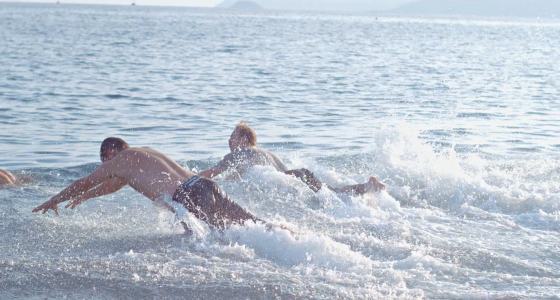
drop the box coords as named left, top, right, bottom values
left=394, top=0, right=560, bottom=17
left=228, top=1, right=263, bottom=10
left=216, top=0, right=242, bottom=8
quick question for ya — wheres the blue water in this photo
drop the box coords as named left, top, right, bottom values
left=1, top=3, right=560, bottom=299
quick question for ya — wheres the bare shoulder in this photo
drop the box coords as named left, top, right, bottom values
left=123, top=147, right=151, bottom=154
left=261, top=149, right=289, bottom=172
left=117, top=147, right=160, bottom=159
left=222, top=151, right=235, bottom=161
left=136, top=147, right=170, bottom=157
left=263, top=149, right=279, bottom=158
left=259, top=148, right=280, bottom=162
left=98, top=148, right=146, bottom=169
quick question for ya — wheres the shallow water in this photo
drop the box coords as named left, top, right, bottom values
left=1, top=3, right=560, bottom=300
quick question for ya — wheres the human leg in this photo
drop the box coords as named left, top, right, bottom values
left=329, top=177, right=386, bottom=195
left=284, top=168, right=323, bottom=192
left=284, top=168, right=385, bottom=195
left=172, top=176, right=263, bottom=231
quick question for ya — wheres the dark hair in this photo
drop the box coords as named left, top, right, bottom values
left=235, top=122, right=257, bottom=146
left=100, top=137, right=129, bottom=161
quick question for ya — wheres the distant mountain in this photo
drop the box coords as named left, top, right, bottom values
left=216, top=0, right=240, bottom=8
left=394, top=0, right=560, bottom=17
left=216, top=0, right=411, bottom=12
left=228, top=1, right=263, bottom=10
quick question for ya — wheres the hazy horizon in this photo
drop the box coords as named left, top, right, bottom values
left=1, top=0, right=416, bottom=11
left=396, top=0, right=560, bottom=17
left=3, top=0, right=560, bottom=16
left=1, top=0, right=223, bottom=7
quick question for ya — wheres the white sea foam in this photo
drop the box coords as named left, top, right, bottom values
left=221, top=222, right=376, bottom=272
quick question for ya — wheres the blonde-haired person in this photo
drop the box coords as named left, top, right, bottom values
left=199, top=122, right=385, bottom=194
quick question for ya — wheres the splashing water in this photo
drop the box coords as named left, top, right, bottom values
left=2, top=3, right=560, bottom=299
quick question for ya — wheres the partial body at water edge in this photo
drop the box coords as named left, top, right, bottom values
left=0, top=169, right=16, bottom=185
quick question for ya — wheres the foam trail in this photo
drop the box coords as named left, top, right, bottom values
left=222, top=223, right=377, bottom=273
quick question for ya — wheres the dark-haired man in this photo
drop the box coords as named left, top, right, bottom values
left=33, top=137, right=263, bottom=231
left=199, top=123, right=385, bottom=194
left=61, top=137, right=130, bottom=208
left=100, top=137, right=130, bottom=162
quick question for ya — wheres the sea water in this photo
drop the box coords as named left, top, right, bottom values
left=1, top=3, right=559, bottom=299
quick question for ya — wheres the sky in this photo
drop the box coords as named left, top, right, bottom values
left=7, top=0, right=224, bottom=6
left=5, top=0, right=416, bottom=9
left=6, top=0, right=559, bottom=16
left=7, top=0, right=222, bottom=7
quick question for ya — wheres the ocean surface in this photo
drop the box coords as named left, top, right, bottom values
left=1, top=3, right=560, bottom=299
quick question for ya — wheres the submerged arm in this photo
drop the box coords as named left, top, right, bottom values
left=198, top=165, right=226, bottom=179
left=198, top=154, right=233, bottom=179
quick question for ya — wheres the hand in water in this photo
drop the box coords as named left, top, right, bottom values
left=32, top=199, right=60, bottom=215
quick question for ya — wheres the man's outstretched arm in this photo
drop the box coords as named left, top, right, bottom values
left=32, top=164, right=114, bottom=215
left=65, top=178, right=127, bottom=209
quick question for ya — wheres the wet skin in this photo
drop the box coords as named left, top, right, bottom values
left=32, top=147, right=196, bottom=215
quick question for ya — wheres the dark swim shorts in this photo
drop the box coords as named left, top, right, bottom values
left=172, top=176, right=262, bottom=230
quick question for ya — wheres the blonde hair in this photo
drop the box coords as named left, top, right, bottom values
left=235, top=122, right=257, bottom=146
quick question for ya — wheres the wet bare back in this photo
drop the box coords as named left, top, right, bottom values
left=219, top=147, right=289, bottom=176
left=99, top=147, right=195, bottom=201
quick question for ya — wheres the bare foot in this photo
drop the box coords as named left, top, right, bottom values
left=368, top=177, right=386, bottom=192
